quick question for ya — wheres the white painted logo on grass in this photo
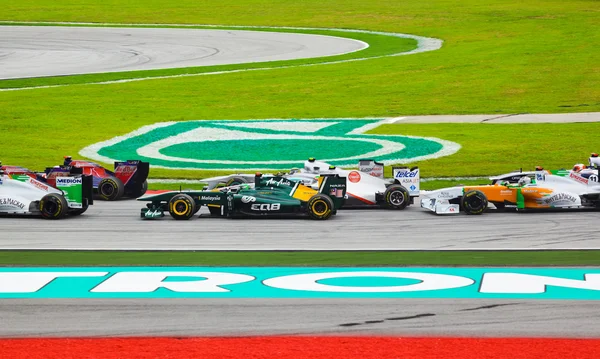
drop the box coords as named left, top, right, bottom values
left=81, top=118, right=460, bottom=170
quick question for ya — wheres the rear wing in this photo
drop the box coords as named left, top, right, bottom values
left=54, top=173, right=94, bottom=208
left=114, top=160, right=149, bottom=190
left=317, top=174, right=347, bottom=209
left=392, top=166, right=420, bottom=196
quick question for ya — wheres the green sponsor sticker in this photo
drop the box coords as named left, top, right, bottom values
left=1, top=267, right=600, bottom=299
left=81, top=119, right=460, bottom=170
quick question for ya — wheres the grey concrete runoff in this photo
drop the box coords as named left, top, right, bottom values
left=0, top=26, right=366, bottom=79
left=0, top=298, right=598, bottom=338
left=389, top=112, right=600, bottom=123
left=0, top=199, right=598, bottom=250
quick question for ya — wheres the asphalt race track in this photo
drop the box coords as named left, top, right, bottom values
left=0, top=199, right=598, bottom=250
left=0, top=26, right=366, bottom=79
left=1, top=298, right=598, bottom=338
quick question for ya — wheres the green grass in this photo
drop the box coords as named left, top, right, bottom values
left=1, top=0, right=598, bottom=177
left=1, top=250, right=599, bottom=266
left=370, top=123, right=600, bottom=177
left=420, top=179, right=487, bottom=190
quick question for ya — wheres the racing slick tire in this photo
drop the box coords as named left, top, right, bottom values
left=461, top=190, right=488, bottom=215
left=129, top=180, right=148, bottom=198
left=39, top=193, right=68, bottom=220
left=383, top=184, right=410, bottom=210
left=226, top=176, right=248, bottom=187
left=306, top=194, right=334, bottom=220
left=98, top=176, right=125, bottom=201
left=168, top=194, right=196, bottom=220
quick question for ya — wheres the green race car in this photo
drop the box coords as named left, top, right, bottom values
left=139, top=173, right=347, bottom=220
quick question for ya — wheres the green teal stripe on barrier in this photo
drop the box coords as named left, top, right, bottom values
left=1, top=267, right=600, bottom=299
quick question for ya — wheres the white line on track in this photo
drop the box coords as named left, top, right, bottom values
left=5, top=247, right=599, bottom=251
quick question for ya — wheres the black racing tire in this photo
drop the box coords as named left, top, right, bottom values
left=226, top=176, right=249, bottom=187
left=207, top=206, right=221, bottom=216
left=461, top=190, right=488, bottom=215
left=382, top=184, right=410, bottom=210
left=68, top=202, right=89, bottom=216
left=306, top=193, right=334, bottom=220
left=39, top=193, right=68, bottom=220
left=129, top=180, right=148, bottom=198
left=98, top=176, right=125, bottom=201
left=168, top=194, right=196, bottom=220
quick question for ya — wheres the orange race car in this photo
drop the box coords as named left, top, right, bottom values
left=420, top=169, right=600, bottom=214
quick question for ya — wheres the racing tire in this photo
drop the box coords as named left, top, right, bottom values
left=168, top=194, right=196, bottom=220
left=207, top=205, right=221, bottom=216
left=461, top=190, right=488, bottom=215
left=98, top=176, right=125, bottom=201
left=306, top=194, right=334, bottom=220
left=39, top=193, right=68, bottom=220
left=129, top=180, right=148, bottom=198
left=383, top=184, right=410, bottom=210
left=226, top=176, right=249, bottom=187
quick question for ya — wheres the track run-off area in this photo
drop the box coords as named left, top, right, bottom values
left=0, top=22, right=442, bottom=90
left=0, top=25, right=367, bottom=79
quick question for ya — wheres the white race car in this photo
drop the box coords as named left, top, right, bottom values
left=0, top=162, right=93, bottom=219
left=202, top=158, right=420, bottom=210
left=421, top=162, right=600, bottom=215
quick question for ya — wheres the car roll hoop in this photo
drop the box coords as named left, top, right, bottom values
left=254, top=172, right=263, bottom=187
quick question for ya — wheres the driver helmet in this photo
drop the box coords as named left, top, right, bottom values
left=573, top=163, right=586, bottom=172
left=518, top=176, right=531, bottom=186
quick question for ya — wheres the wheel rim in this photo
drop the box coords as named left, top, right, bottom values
left=172, top=200, right=189, bottom=215
left=43, top=200, right=57, bottom=215
left=312, top=200, right=328, bottom=215
left=469, top=196, right=483, bottom=209
left=101, top=182, right=114, bottom=196
left=389, top=191, right=405, bottom=206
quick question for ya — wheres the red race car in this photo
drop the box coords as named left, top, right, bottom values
left=46, top=157, right=149, bottom=200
